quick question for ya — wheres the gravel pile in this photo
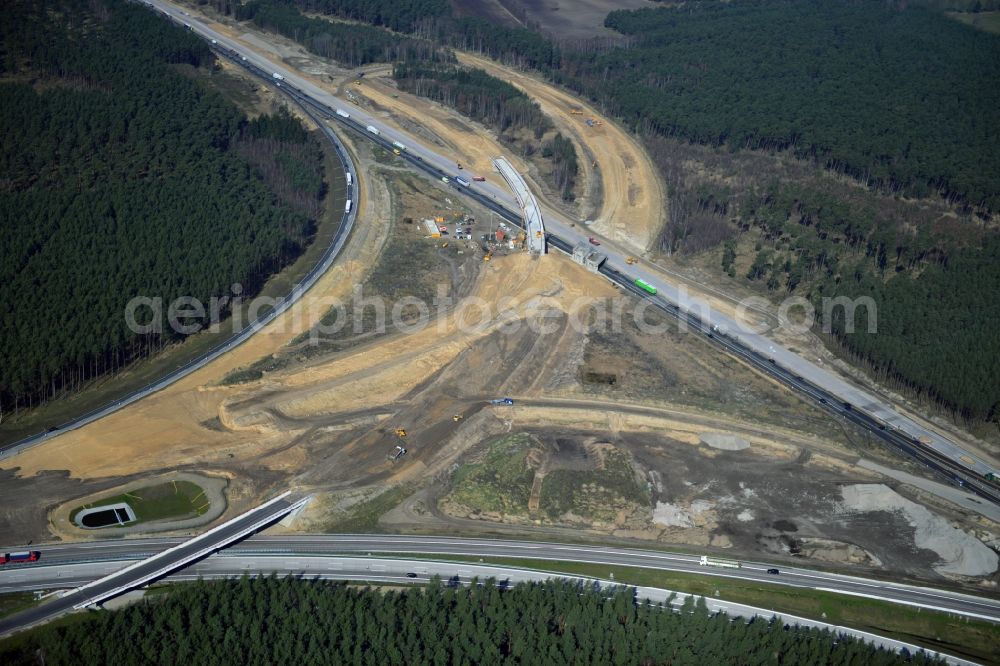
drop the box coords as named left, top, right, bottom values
left=841, top=484, right=998, bottom=577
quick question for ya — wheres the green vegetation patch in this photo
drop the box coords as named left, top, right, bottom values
left=69, top=480, right=209, bottom=526
left=595, top=1, right=1000, bottom=209
left=0, top=0, right=318, bottom=417
left=540, top=448, right=649, bottom=522
left=393, top=62, right=551, bottom=136
left=947, top=9, right=1000, bottom=34
left=324, top=486, right=413, bottom=533
left=236, top=0, right=448, bottom=66
left=432, top=556, right=996, bottom=665
left=448, top=434, right=536, bottom=515
left=0, top=593, right=39, bottom=621
left=0, top=576, right=939, bottom=665
left=220, top=354, right=285, bottom=385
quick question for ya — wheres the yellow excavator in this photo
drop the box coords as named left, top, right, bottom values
left=394, top=427, right=407, bottom=438
left=625, top=256, right=637, bottom=265
left=452, top=415, right=463, bottom=422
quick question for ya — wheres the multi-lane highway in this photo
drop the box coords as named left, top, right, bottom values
left=0, top=495, right=305, bottom=636
left=2, top=0, right=994, bottom=500
left=0, top=59, right=360, bottom=461
left=3, top=535, right=997, bottom=622
left=0, top=554, right=984, bottom=664
left=109, top=0, right=1000, bottom=498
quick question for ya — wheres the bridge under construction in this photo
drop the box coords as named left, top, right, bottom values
left=492, top=156, right=546, bottom=256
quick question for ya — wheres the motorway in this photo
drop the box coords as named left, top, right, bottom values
left=0, top=495, right=304, bottom=636
left=2, top=0, right=994, bottom=500
left=128, top=1, right=1000, bottom=496
left=0, top=556, right=984, bottom=665
left=3, top=535, right=998, bottom=622
left=0, top=59, right=360, bottom=461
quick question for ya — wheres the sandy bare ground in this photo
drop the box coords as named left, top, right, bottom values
left=457, top=52, right=666, bottom=252
left=176, top=1, right=666, bottom=252
left=0, top=133, right=388, bottom=481
left=1, top=246, right=607, bottom=482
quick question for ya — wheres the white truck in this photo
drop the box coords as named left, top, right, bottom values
left=272, top=72, right=285, bottom=81
left=345, top=172, right=353, bottom=186
left=345, top=199, right=353, bottom=214
left=335, top=108, right=350, bottom=119
left=366, top=125, right=380, bottom=136
left=392, top=140, right=406, bottom=152
left=456, top=177, right=471, bottom=187
left=699, top=555, right=741, bottom=569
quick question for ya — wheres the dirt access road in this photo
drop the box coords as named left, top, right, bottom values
left=186, top=0, right=666, bottom=252
left=457, top=52, right=666, bottom=253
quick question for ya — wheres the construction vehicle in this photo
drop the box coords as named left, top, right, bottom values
left=393, top=148, right=401, bottom=155
left=569, top=109, right=584, bottom=115
left=625, top=256, right=637, bottom=265
left=388, top=445, right=407, bottom=461
left=452, top=415, right=463, bottom=422
left=441, top=242, right=449, bottom=248
left=483, top=251, right=492, bottom=262
left=394, top=427, right=407, bottom=438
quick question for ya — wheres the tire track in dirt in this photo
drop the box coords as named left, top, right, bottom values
left=457, top=52, right=667, bottom=252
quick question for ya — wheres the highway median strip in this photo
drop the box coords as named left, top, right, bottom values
left=335, top=552, right=997, bottom=664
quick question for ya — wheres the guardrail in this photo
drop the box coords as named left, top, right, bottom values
left=71, top=493, right=308, bottom=609
left=492, top=156, right=545, bottom=255
left=0, top=43, right=360, bottom=461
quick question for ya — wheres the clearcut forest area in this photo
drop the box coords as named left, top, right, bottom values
left=0, top=577, right=945, bottom=665
left=0, top=0, right=324, bottom=414
left=221, top=0, right=1000, bottom=428
left=233, top=0, right=580, bottom=200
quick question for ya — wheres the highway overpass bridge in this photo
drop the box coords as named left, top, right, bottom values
left=0, top=493, right=308, bottom=636
left=4, top=0, right=994, bottom=504
left=492, top=156, right=546, bottom=256
left=1, top=535, right=992, bottom=664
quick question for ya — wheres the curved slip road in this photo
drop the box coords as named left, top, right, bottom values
left=0, top=52, right=360, bottom=462
left=2, top=0, right=994, bottom=501
left=0, top=538, right=991, bottom=664
left=116, top=0, right=1000, bottom=494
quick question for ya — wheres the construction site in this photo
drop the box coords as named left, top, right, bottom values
left=1, top=0, right=997, bottom=606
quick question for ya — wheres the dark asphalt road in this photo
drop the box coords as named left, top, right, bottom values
left=3, top=535, right=997, bottom=623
